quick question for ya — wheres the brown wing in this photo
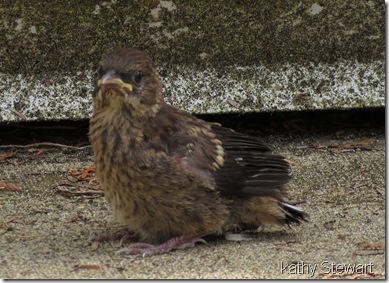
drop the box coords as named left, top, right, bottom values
left=166, top=118, right=290, bottom=198
left=211, top=125, right=291, bottom=197
left=166, top=122, right=224, bottom=189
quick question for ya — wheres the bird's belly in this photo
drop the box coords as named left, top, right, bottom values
left=96, top=160, right=229, bottom=243
left=96, top=161, right=142, bottom=227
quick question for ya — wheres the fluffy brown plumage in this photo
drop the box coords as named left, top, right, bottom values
left=89, top=48, right=308, bottom=255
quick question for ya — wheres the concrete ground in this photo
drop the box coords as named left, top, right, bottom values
left=0, top=109, right=385, bottom=279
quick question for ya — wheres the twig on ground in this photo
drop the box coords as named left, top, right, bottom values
left=0, top=142, right=91, bottom=150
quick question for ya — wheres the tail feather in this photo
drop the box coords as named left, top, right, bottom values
left=280, top=201, right=309, bottom=226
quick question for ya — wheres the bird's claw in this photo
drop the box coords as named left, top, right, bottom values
left=116, top=235, right=206, bottom=256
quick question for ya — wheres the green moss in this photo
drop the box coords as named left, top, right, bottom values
left=0, top=0, right=384, bottom=76
left=1, top=0, right=149, bottom=75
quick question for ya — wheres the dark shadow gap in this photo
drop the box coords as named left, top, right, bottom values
left=0, top=107, right=384, bottom=146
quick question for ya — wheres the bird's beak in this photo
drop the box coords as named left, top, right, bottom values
left=98, top=71, right=133, bottom=96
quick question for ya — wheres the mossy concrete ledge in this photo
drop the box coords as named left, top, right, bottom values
left=0, top=1, right=384, bottom=122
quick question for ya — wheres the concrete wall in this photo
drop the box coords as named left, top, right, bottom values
left=0, top=0, right=384, bottom=122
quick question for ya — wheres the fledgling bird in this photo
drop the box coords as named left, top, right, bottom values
left=89, top=48, right=308, bottom=256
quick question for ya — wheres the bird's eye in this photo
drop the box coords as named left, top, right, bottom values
left=133, top=71, right=143, bottom=84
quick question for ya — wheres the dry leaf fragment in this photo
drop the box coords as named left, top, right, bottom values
left=0, top=150, right=18, bottom=161
left=70, top=215, right=84, bottom=223
left=81, top=165, right=96, bottom=179
left=353, top=251, right=384, bottom=256
left=69, top=165, right=97, bottom=182
left=0, top=182, right=22, bottom=192
left=358, top=242, right=385, bottom=250
left=149, top=0, right=160, bottom=9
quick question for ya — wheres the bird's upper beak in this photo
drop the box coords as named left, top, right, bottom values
left=98, top=71, right=133, bottom=96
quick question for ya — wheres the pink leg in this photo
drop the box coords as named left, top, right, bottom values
left=116, top=234, right=206, bottom=256
left=92, top=228, right=140, bottom=243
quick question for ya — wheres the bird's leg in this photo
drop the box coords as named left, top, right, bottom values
left=116, top=234, right=207, bottom=256
left=91, top=228, right=140, bottom=244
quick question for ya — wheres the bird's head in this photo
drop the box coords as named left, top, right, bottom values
left=93, top=48, right=163, bottom=117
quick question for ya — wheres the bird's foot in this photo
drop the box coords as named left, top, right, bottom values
left=116, top=234, right=206, bottom=256
left=91, top=228, right=140, bottom=244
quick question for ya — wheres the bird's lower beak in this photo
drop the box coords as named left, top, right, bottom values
left=98, top=73, right=133, bottom=96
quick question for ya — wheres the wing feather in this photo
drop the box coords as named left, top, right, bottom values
left=164, top=115, right=291, bottom=198
left=211, top=125, right=291, bottom=197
